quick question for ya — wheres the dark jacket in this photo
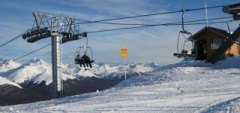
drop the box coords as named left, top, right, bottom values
left=82, top=55, right=90, bottom=62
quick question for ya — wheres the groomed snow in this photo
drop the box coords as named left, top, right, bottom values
left=0, top=57, right=240, bottom=112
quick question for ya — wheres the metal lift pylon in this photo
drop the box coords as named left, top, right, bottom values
left=22, top=12, right=87, bottom=99
left=206, top=3, right=240, bottom=63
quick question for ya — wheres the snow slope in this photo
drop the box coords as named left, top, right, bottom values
left=0, top=57, right=240, bottom=112
left=0, top=76, right=21, bottom=88
left=0, top=58, right=22, bottom=88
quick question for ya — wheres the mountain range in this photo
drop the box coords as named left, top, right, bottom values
left=0, top=58, right=159, bottom=106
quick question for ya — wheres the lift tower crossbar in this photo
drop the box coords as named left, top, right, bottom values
left=22, top=12, right=87, bottom=99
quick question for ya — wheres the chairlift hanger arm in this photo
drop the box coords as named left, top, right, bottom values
left=180, top=10, right=192, bottom=35
left=174, top=10, right=194, bottom=59
left=181, top=10, right=186, bottom=32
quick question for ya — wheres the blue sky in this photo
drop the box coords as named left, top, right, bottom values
left=0, top=0, right=239, bottom=65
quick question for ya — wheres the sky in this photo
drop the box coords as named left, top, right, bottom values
left=0, top=0, right=239, bottom=65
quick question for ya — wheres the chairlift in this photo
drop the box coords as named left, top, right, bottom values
left=173, top=10, right=195, bottom=58
left=74, top=36, right=94, bottom=68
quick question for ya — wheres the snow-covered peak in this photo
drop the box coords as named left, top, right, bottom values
left=25, top=58, right=48, bottom=66
left=0, top=58, right=21, bottom=73
left=3, top=58, right=75, bottom=85
left=92, top=64, right=118, bottom=74
left=129, top=63, right=154, bottom=73
left=84, top=63, right=158, bottom=78
left=0, top=58, right=9, bottom=64
left=146, top=62, right=161, bottom=68
left=1, top=57, right=161, bottom=85
left=0, top=76, right=21, bottom=88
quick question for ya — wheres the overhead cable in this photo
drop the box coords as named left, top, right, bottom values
left=0, top=32, right=27, bottom=48
left=81, top=16, right=232, bottom=26
left=86, top=17, right=232, bottom=33
left=76, top=4, right=224, bottom=24
left=12, top=19, right=232, bottom=61
left=13, top=44, right=51, bottom=61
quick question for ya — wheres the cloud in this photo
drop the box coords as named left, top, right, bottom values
left=56, top=0, right=167, bottom=16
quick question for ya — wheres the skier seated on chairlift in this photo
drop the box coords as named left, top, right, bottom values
left=81, top=52, right=93, bottom=68
left=76, top=54, right=86, bottom=67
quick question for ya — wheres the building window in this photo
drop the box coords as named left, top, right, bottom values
left=212, top=38, right=222, bottom=50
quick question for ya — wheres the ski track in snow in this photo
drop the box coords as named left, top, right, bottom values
left=0, top=57, right=240, bottom=112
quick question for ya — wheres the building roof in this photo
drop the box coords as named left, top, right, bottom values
left=189, top=26, right=230, bottom=40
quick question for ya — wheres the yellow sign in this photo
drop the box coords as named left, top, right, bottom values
left=121, top=48, right=128, bottom=58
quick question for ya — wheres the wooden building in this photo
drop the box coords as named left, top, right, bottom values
left=189, top=26, right=238, bottom=60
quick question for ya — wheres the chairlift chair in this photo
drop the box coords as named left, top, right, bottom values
left=173, top=31, right=194, bottom=58
left=74, top=35, right=95, bottom=68
left=173, top=10, right=195, bottom=58
left=75, top=45, right=94, bottom=67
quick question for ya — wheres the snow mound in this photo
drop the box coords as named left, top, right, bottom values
left=213, top=56, right=240, bottom=68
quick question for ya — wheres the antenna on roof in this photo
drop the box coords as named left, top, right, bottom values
left=204, top=0, right=209, bottom=27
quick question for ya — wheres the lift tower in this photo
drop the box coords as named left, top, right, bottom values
left=22, top=12, right=87, bottom=98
